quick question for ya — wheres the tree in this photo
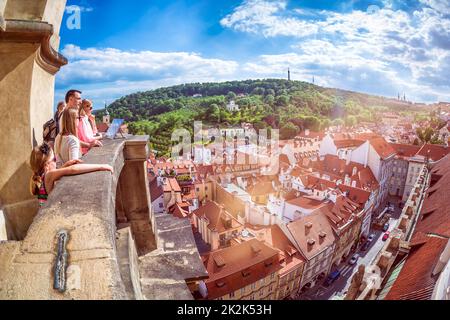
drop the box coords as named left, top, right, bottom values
left=321, top=118, right=331, bottom=130
left=417, top=127, right=437, bottom=144
left=276, top=95, right=290, bottom=107
left=332, top=118, right=345, bottom=127
left=251, top=87, right=265, bottom=96
left=226, top=91, right=237, bottom=102
left=253, top=121, right=267, bottom=131
left=264, top=94, right=275, bottom=105
left=280, top=123, right=299, bottom=140
left=345, top=115, right=358, bottom=127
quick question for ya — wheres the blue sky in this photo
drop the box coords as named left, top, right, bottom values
left=56, top=0, right=450, bottom=109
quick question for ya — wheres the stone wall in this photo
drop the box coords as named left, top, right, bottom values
left=0, top=137, right=208, bottom=300
left=0, top=0, right=67, bottom=240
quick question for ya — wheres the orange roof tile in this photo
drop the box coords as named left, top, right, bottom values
left=385, top=237, right=448, bottom=300
left=286, top=211, right=336, bottom=260
left=202, top=239, right=282, bottom=299
left=193, top=201, right=243, bottom=233
left=416, top=144, right=450, bottom=162
left=369, top=137, right=396, bottom=159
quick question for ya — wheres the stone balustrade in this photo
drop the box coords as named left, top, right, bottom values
left=0, top=136, right=207, bottom=300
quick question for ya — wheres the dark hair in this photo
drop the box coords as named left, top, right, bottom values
left=65, top=89, right=82, bottom=103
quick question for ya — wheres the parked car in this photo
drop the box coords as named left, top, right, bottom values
left=368, top=234, right=376, bottom=242
left=361, top=241, right=371, bottom=251
left=383, top=223, right=390, bottom=232
left=382, top=231, right=391, bottom=241
left=324, top=270, right=341, bottom=287
left=349, top=254, right=359, bottom=265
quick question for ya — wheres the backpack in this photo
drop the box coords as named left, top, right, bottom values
left=43, top=118, right=58, bottom=143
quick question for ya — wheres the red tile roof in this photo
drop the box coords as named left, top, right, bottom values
left=385, top=154, right=450, bottom=300
left=162, top=178, right=181, bottom=193
left=338, top=184, right=371, bottom=206
left=149, top=179, right=163, bottom=202
left=169, top=202, right=190, bottom=219
left=193, top=201, right=243, bottom=233
left=286, top=211, right=336, bottom=260
left=416, top=144, right=450, bottom=163
left=246, top=180, right=276, bottom=197
left=96, top=122, right=109, bottom=133
left=334, top=139, right=365, bottom=149
left=389, top=143, right=421, bottom=158
left=250, top=225, right=306, bottom=276
left=385, top=237, right=448, bottom=300
left=286, top=196, right=326, bottom=210
left=202, top=239, right=282, bottom=299
left=369, top=137, right=396, bottom=159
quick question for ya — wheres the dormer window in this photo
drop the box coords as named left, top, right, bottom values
left=242, top=270, right=251, bottom=277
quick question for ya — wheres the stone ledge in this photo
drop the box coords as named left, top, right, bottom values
left=0, top=136, right=208, bottom=300
left=139, top=213, right=208, bottom=300
left=0, top=19, right=67, bottom=74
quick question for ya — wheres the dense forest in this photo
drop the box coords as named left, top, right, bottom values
left=95, top=79, right=427, bottom=156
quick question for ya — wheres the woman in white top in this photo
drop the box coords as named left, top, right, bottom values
left=55, top=108, right=82, bottom=168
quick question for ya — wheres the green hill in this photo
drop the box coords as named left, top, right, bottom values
left=95, top=79, right=427, bottom=156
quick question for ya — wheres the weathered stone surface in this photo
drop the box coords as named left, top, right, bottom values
left=0, top=0, right=67, bottom=241
left=139, top=213, right=208, bottom=300
left=0, top=138, right=129, bottom=300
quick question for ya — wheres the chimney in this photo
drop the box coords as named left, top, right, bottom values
left=305, top=222, right=313, bottom=235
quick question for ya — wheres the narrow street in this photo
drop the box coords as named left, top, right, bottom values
left=295, top=200, right=403, bottom=300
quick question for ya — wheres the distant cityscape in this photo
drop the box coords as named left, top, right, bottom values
left=1, top=0, right=450, bottom=303
left=139, top=105, right=450, bottom=300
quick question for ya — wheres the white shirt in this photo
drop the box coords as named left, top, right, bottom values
left=55, top=134, right=82, bottom=168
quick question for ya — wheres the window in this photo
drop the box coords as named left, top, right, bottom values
left=271, top=273, right=275, bottom=280
left=242, top=270, right=251, bottom=277
left=159, top=203, right=163, bottom=208
left=241, top=287, right=245, bottom=296
left=259, top=290, right=264, bottom=297
left=229, top=291, right=235, bottom=298
left=269, top=285, right=273, bottom=292
left=251, top=283, right=256, bottom=290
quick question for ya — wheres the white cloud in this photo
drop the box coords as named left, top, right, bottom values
left=65, top=5, right=94, bottom=13
left=220, top=0, right=450, bottom=102
left=58, top=45, right=239, bottom=85
left=55, top=1, right=450, bottom=107
left=419, top=0, right=450, bottom=15
left=56, top=45, right=241, bottom=108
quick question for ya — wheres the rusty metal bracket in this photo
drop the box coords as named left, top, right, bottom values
left=53, top=230, right=69, bottom=293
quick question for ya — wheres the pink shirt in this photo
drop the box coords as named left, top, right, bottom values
left=77, top=115, right=95, bottom=154
left=88, top=115, right=98, bottom=135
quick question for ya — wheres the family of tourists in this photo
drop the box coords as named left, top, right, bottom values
left=30, top=90, right=114, bottom=206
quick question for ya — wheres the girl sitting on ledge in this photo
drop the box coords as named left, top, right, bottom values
left=30, top=142, right=113, bottom=206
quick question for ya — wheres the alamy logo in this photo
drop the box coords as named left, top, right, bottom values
left=66, top=5, right=81, bottom=30
left=65, top=5, right=93, bottom=30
